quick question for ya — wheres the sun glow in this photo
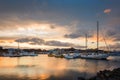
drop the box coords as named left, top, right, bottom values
left=0, top=21, right=117, bottom=50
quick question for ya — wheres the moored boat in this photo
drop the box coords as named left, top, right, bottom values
left=80, top=21, right=109, bottom=60
left=64, top=53, right=81, bottom=59
left=80, top=53, right=108, bottom=60
left=64, top=54, right=74, bottom=59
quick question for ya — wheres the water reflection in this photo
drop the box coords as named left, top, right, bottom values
left=0, top=55, right=120, bottom=80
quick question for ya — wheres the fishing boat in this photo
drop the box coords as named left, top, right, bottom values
left=80, top=21, right=109, bottom=60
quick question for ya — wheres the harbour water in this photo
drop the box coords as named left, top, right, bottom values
left=0, top=55, right=120, bottom=80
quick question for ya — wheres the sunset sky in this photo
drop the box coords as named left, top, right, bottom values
left=0, top=0, right=120, bottom=50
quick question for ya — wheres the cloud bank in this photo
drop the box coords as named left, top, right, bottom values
left=15, top=37, right=85, bottom=48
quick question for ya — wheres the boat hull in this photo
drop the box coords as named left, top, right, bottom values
left=80, top=53, right=109, bottom=60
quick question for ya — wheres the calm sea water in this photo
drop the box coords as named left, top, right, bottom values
left=0, top=55, right=120, bottom=80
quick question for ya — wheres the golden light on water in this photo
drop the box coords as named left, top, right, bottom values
left=0, top=57, right=17, bottom=68
left=0, top=55, right=119, bottom=79
left=39, top=74, right=50, bottom=80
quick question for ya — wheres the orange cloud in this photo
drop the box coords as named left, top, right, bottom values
left=104, top=9, right=111, bottom=14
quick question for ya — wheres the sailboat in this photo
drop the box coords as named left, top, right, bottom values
left=9, top=41, right=22, bottom=57
left=80, top=21, right=109, bottom=60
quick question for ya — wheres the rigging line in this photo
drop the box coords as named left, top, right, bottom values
left=101, top=31, right=111, bottom=51
left=97, top=21, right=110, bottom=52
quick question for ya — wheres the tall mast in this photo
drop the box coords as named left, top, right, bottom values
left=18, top=41, right=20, bottom=50
left=97, top=21, right=99, bottom=53
left=85, top=34, right=88, bottom=50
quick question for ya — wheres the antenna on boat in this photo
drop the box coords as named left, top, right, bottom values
left=97, top=21, right=99, bottom=54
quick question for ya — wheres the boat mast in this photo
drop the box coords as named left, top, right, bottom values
left=85, top=34, right=88, bottom=51
left=97, top=21, right=99, bottom=53
left=18, top=41, right=20, bottom=50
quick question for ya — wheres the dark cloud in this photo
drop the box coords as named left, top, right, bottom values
left=113, top=36, right=120, bottom=42
left=0, top=0, right=119, bottom=31
left=0, top=0, right=120, bottom=49
left=0, top=16, right=34, bottom=31
left=0, top=0, right=46, bottom=14
left=109, top=43, right=120, bottom=50
left=45, top=40, right=85, bottom=48
left=1, top=0, right=119, bottom=28
left=31, top=38, right=45, bottom=44
left=15, top=38, right=45, bottom=45
left=15, top=38, right=30, bottom=43
left=64, top=32, right=93, bottom=39
left=45, top=40, right=74, bottom=47
left=104, top=18, right=120, bottom=41
left=50, top=25, right=56, bottom=29
left=0, top=16, right=58, bottom=32
left=15, top=37, right=85, bottom=48
left=64, top=33, right=82, bottom=39
left=64, top=21, right=95, bottom=39
left=100, top=43, right=120, bottom=51
left=106, top=28, right=120, bottom=42
left=106, top=30, right=116, bottom=37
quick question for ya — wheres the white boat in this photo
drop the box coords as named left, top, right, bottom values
left=64, top=54, right=74, bottom=59
left=80, top=21, right=109, bottom=60
left=107, top=56, right=120, bottom=61
left=73, top=53, right=81, bottom=58
left=109, top=52, right=120, bottom=56
left=17, top=41, right=38, bottom=57
left=64, top=53, right=81, bottom=59
left=29, top=52, right=38, bottom=56
left=9, top=54, right=21, bottom=57
left=81, top=53, right=108, bottom=60
left=2, top=42, right=38, bottom=57
left=3, top=49, right=22, bottom=57
left=3, top=52, right=13, bottom=57
left=20, top=51, right=38, bottom=56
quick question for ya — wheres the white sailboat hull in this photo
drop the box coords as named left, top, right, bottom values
left=80, top=53, right=109, bottom=60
